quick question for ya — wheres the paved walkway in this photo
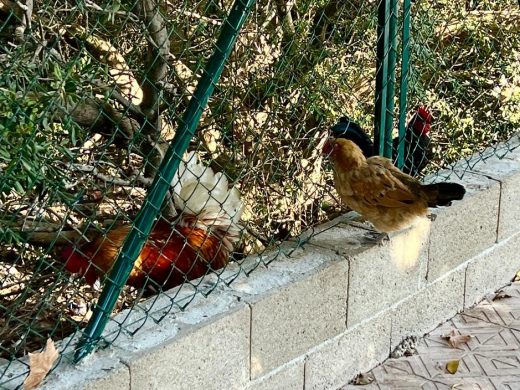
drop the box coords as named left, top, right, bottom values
left=342, top=282, right=520, bottom=390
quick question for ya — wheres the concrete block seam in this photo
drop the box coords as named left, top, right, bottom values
left=425, top=231, right=432, bottom=281
left=345, top=257, right=352, bottom=328
left=343, top=248, right=471, bottom=333
left=303, top=356, right=307, bottom=390
left=463, top=266, right=468, bottom=309
left=495, top=179, right=503, bottom=244
left=466, top=170, right=503, bottom=244
left=119, top=359, right=131, bottom=390
left=247, top=301, right=253, bottom=382
left=246, top=355, right=306, bottom=390
left=389, top=312, right=396, bottom=356
left=470, top=229, right=520, bottom=261
left=301, top=313, right=384, bottom=359
left=425, top=229, right=511, bottom=285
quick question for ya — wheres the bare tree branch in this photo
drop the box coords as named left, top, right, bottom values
left=274, top=0, right=295, bottom=36
left=245, top=0, right=346, bottom=110
left=1, top=0, right=33, bottom=41
left=66, top=26, right=144, bottom=106
left=137, top=0, right=172, bottom=180
left=1, top=219, right=119, bottom=245
left=63, top=98, right=140, bottom=144
left=67, top=163, right=153, bottom=187
left=138, top=0, right=170, bottom=115
left=91, top=79, right=146, bottom=119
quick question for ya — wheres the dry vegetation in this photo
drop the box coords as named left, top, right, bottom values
left=0, top=0, right=518, bottom=372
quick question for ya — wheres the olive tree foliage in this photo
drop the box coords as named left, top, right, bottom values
left=0, top=0, right=377, bottom=251
left=0, top=0, right=518, bottom=249
left=408, top=0, right=520, bottom=168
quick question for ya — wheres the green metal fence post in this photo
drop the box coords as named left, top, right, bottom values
left=73, top=0, right=256, bottom=363
left=374, top=0, right=390, bottom=156
left=396, top=0, right=411, bottom=169
left=383, top=0, right=398, bottom=158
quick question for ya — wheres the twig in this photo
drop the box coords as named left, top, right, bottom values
left=90, top=79, right=145, bottom=119
left=45, top=207, right=86, bottom=238
left=83, top=0, right=140, bottom=22
left=1, top=216, right=120, bottom=245
left=65, top=163, right=153, bottom=187
left=164, top=1, right=222, bottom=25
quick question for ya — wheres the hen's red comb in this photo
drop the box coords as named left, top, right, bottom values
left=417, top=107, right=433, bottom=123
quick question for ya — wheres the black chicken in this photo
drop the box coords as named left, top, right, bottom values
left=330, top=107, right=433, bottom=176
left=330, top=117, right=374, bottom=158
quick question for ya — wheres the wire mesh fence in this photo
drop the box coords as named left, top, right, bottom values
left=1, top=0, right=519, bottom=386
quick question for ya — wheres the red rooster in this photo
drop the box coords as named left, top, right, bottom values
left=393, top=106, right=433, bottom=177
left=62, top=152, right=243, bottom=292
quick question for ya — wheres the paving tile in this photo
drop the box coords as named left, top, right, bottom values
left=473, top=350, right=520, bottom=376
left=374, top=356, right=432, bottom=379
left=338, top=282, right=520, bottom=389
left=489, top=375, right=520, bottom=390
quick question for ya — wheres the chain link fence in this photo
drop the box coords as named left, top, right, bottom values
left=1, top=0, right=519, bottom=385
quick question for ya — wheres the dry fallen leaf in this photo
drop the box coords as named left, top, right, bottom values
left=351, top=372, right=375, bottom=385
left=442, top=330, right=472, bottom=349
left=494, top=291, right=512, bottom=300
left=514, top=270, right=520, bottom=282
left=23, top=338, right=59, bottom=389
left=446, top=359, right=460, bottom=374
left=451, top=384, right=480, bottom=390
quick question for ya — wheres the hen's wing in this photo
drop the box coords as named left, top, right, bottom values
left=350, top=158, right=418, bottom=208
left=367, top=155, right=409, bottom=175
left=368, top=155, right=424, bottom=192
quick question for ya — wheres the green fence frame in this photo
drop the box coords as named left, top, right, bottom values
left=396, top=0, right=411, bottom=168
left=73, top=0, right=257, bottom=362
left=374, top=0, right=412, bottom=166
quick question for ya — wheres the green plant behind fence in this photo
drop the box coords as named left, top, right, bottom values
left=0, top=0, right=519, bottom=386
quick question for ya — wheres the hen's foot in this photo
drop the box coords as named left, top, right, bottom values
left=347, top=221, right=373, bottom=232
left=364, top=231, right=390, bottom=246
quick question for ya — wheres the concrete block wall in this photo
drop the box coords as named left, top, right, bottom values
left=3, top=136, right=519, bottom=390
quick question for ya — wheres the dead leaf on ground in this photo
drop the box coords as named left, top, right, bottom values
left=494, top=291, right=512, bottom=300
left=442, top=330, right=473, bottom=348
left=351, top=372, right=375, bottom=385
left=513, top=270, right=520, bottom=282
left=451, top=384, right=480, bottom=390
left=446, top=359, right=460, bottom=374
left=23, top=338, right=59, bottom=389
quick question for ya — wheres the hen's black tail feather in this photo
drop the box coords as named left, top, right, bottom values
left=424, top=182, right=466, bottom=207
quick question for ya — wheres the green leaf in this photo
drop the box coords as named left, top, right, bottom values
left=0, top=148, right=10, bottom=160
left=70, top=126, right=77, bottom=146
left=20, top=158, right=33, bottom=172
left=14, top=180, right=25, bottom=194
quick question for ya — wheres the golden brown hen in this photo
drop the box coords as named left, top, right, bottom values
left=323, top=138, right=465, bottom=233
